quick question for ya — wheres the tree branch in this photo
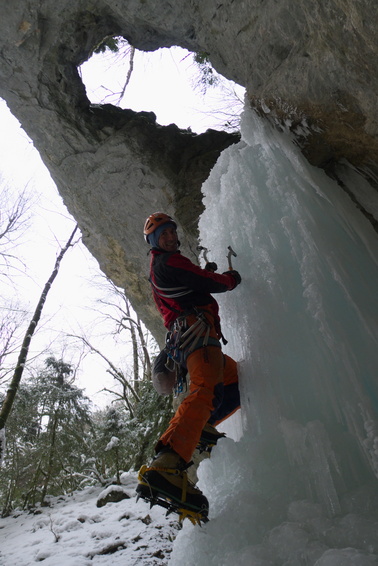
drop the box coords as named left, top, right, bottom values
left=0, top=225, right=79, bottom=446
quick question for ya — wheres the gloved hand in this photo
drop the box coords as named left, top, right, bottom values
left=223, top=269, right=242, bottom=287
left=205, top=261, right=218, bottom=272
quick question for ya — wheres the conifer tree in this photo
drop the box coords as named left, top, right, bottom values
left=0, top=356, right=93, bottom=514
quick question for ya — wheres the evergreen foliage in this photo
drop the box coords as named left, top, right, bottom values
left=0, top=356, right=173, bottom=516
left=122, top=380, right=172, bottom=471
left=87, top=381, right=172, bottom=486
left=0, top=357, right=93, bottom=515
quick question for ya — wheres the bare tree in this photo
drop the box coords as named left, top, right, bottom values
left=68, top=275, right=157, bottom=414
left=0, top=304, right=28, bottom=383
left=0, top=183, right=31, bottom=280
left=0, top=225, right=79, bottom=462
left=79, top=37, right=136, bottom=107
left=98, top=278, right=153, bottom=383
left=114, top=45, right=135, bottom=106
left=0, top=183, right=33, bottom=383
left=71, top=335, right=140, bottom=417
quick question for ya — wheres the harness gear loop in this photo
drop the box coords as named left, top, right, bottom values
left=163, top=309, right=221, bottom=397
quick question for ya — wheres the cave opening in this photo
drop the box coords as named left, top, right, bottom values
left=78, top=37, right=244, bottom=134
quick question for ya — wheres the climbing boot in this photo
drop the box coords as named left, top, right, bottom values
left=136, top=448, right=209, bottom=524
left=197, top=423, right=226, bottom=454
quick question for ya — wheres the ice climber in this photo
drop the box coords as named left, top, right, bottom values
left=136, top=212, right=242, bottom=523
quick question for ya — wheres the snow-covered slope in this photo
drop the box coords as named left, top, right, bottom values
left=0, top=473, right=178, bottom=566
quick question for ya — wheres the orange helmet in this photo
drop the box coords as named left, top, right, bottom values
left=143, top=212, right=177, bottom=243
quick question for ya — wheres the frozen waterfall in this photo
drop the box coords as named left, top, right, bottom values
left=170, top=108, right=378, bottom=565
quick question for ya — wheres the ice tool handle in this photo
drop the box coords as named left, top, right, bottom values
left=227, top=245, right=237, bottom=270
left=196, top=245, right=209, bottom=263
left=197, top=245, right=218, bottom=273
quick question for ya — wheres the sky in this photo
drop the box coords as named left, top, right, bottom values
left=0, top=43, right=244, bottom=409
left=79, top=42, right=244, bottom=131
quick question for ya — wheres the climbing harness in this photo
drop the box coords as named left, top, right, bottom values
left=164, top=309, right=221, bottom=396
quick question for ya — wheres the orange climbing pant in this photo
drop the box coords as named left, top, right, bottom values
left=158, top=311, right=240, bottom=463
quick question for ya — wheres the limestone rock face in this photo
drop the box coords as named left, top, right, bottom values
left=0, top=0, right=377, bottom=341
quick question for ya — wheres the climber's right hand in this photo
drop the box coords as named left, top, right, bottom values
left=224, top=270, right=242, bottom=287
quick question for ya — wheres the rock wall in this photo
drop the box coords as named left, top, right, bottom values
left=0, top=0, right=377, bottom=341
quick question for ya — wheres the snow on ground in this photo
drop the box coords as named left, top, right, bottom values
left=0, top=473, right=179, bottom=566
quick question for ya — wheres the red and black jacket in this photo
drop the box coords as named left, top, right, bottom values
left=149, top=248, right=237, bottom=334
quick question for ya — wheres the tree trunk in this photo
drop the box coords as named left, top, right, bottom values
left=124, top=300, right=140, bottom=391
left=0, top=226, right=78, bottom=462
left=40, top=407, right=60, bottom=505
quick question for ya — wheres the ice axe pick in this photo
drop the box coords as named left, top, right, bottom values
left=196, top=245, right=209, bottom=264
left=227, top=246, right=237, bottom=270
left=197, top=245, right=218, bottom=272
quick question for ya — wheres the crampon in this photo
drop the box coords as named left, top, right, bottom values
left=136, top=465, right=209, bottom=526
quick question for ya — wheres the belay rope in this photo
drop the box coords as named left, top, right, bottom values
left=164, top=309, right=221, bottom=397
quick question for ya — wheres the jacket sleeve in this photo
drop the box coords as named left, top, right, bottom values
left=166, top=253, right=237, bottom=293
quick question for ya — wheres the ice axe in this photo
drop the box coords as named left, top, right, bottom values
left=197, top=245, right=209, bottom=263
left=197, top=245, right=218, bottom=272
left=226, top=245, right=237, bottom=270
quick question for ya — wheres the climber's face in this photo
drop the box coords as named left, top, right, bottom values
left=158, top=225, right=179, bottom=252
